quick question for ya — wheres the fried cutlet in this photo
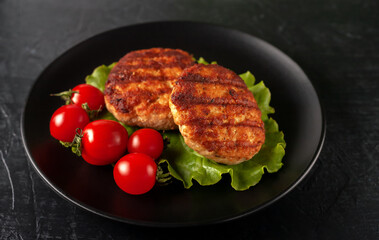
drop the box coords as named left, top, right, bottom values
left=169, top=64, right=265, bottom=165
left=104, top=48, right=194, bottom=130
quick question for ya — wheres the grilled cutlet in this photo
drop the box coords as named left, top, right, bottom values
left=104, top=48, right=194, bottom=130
left=169, top=64, right=265, bottom=165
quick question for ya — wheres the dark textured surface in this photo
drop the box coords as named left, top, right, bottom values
left=0, top=0, right=378, bottom=239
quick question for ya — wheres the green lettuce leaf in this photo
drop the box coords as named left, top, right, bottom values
left=85, top=63, right=117, bottom=92
left=197, top=57, right=217, bottom=65
left=239, top=71, right=256, bottom=88
left=84, top=59, right=285, bottom=191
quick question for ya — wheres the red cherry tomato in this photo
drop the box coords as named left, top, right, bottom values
left=113, top=153, right=157, bottom=195
left=127, top=128, right=164, bottom=159
left=50, top=104, right=89, bottom=142
left=71, top=84, right=105, bottom=111
left=82, top=120, right=128, bottom=165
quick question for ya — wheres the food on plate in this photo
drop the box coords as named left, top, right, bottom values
left=87, top=57, right=285, bottom=191
left=50, top=51, right=286, bottom=194
left=127, top=128, right=164, bottom=160
left=81, top=120, right=128, bottom=165
left=169, top=64, right=265, bottom=165
left=104, top=48, right=194, bottom=130
left=113, top=153, right=157, bottom=195
left=49, top=104, right=90, bottom=142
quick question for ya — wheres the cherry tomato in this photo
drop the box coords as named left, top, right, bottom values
left=81, top=120, right=128, bottom=165
left=127, top=128, right=164, bottom=159
left=50, top=104, right=89, bottom=142
left=71, top=84, right=105, bottom=111
left=113, top=153, right=157, bottom=195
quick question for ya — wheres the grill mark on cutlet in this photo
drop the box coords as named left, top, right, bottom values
left=171, top=64, right=257, bottom=108
left=189, top=123, right=264, bottom=140
left=108, top=71, right=182, bottom=83
left=120, top=51, right=193, bottom=69
left=181, top=118, right=264, bottom=129
left=107, top=87, right=171, bottom=113
left=108, top=60, right=164, bottom=83
left=108, top=97, right=133, bottom=113
left=179, top=72, right=247, bottom=89
left=171, top=91, right=258, bottom=109
left=116, top=60, right=192, bottom=70
left=109, top=73, right=165, bottom=83
left=201, top=140, right=263, bottom=152
left=173, top=80, right=256, bottom=103
left=108, top=55, right=193, bottom=84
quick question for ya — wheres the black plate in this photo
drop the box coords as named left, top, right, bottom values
left=21, top=21, right=325, bottom=227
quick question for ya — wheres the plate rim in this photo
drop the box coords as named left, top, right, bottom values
left=20, top=20, right=326, bottom=227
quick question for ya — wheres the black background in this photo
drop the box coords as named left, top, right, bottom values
left=0, top=0, right=378, bottom=239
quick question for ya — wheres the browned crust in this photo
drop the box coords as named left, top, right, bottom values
left=104, top=48, right=194, bottom=130
left=169, top=64, right=265, bottom=165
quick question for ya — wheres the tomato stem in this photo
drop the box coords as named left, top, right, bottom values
left=58, top=128, right=83, bottom=157
left=71, top=128, right=83, bottom=156
left=156, top=163, right=172, bottom=186
left=81, top=102, right=102, bottom=120
left=50, top=89, right=78, bottom=105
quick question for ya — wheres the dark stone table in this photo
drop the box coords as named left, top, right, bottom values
left=0, top=0, right=378, bottom=239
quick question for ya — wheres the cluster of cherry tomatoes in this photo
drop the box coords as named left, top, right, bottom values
left=49, top=84, right=164, bottom=195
